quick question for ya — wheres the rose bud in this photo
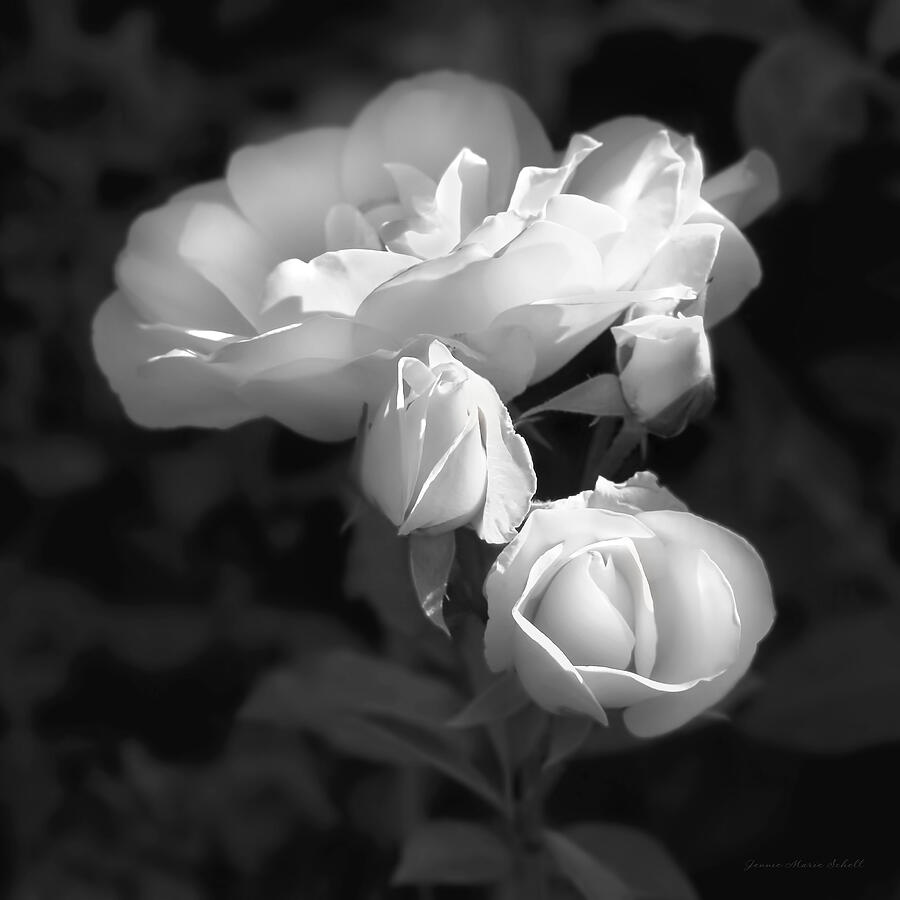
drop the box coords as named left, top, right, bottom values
left=483, top=472, right=775, bottom=737
left=359, top=340, right=536, bottom=543
left=612, top=314, right=714, bottom=437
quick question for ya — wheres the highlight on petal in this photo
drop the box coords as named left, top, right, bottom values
left=357, top=219, right=605, bottom=341
left=382, top=149, right=491, bottom=259
left=468, top=377, right=536, bottom=544
left=259, top=249, right=418, bottom=326
left=508, top=133, right=600, bottom=218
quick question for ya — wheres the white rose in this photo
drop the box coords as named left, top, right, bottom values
left=360, top=341, right=535, bottom=544
left=483, top=472, right=774, bottom=737
left=93, top=72, right=776, bottom=441
left=613, top=314, right=714, bottom=436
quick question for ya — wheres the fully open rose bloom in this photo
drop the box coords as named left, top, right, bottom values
left=483, top=473, right=774, bottom=737
left=94, top=71, right=777, bottom=441
left=359, top=340, right=535, bottom=543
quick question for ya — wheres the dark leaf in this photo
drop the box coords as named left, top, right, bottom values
left=740, top=611, right=900, bottom=753
left=565, top=823, right=699, bottom=900
left=241, top=648, right=462, bottom=732
left=448, top=671, right=531, bottom=729
left=344, top=501, right=426, bottom=636
left=393, top=820, right=512, bottom=885
left=410, top=530, right=457, bottom=634
left=544, top=829, right=631, bottom=900
left=544, top=716, right=594, bottom=770
left=518, top=374, right=627, bottom=424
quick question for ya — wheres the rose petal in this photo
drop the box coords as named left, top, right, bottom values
left=635, top=222, right=723, bottom=294
left=492, top=286, right=693, bottom=386
left=701, top=149, right=780, bottom=228
left=623, top=510, right=775, bottom=736
left=177, top=202, right=280, bottom=330
left=484, top=508, right=654, bottom=671
left=227, top=127, right=348, bottom=260
left=533, top=552, right=636, bottom=670
left=468, top=376, right=536, bottom=544
left=324, top=203, right=382, bottom=252
left=259, top=249, right=418, bottom=326
left=358, top=219, right=605, bottom=341
left=93, top=293, right=253, bottom=429
left=686, top=199, right=761, bottom=327
left=636, top=544, right=741, bottom=684
left=116, top=197, right=253, bottom=336
left=509, top=544, right=609, bottom=723
left=341, top=71, right=552, bottom=213
left=400, top=412, right=488, bottom=535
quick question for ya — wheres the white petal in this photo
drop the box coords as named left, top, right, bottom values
left=533, top=553, right=635, bottom=669
left=93, top=293, right=253, bottom=429
left=687, top=199, right=761, bottom=327
left=116, top=197, right=252, bottom=336
left=177, top=202, right=279, bottom=330
left=400, top=413, right=488, bottom=535
left=259, top=249, right=417, bottom=326
left=701, top=149, right=780, bottom=228
left=638, top=544, right=741, bottom=684
left=341, top=71, right=552, bottom=213
left=484, top=507, right=654, bottom=671
left=227, top=127, right=348, bottom=260
left=623, top=510, right=775, bottom=736
left=467, top=375, right=536, bottom=544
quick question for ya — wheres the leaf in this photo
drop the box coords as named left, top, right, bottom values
left=519, top=374, right=627, bottom=424
left=241, top=648, right=461, bottom=732
left=393, top=820, right=512, bottom=885
left=737, top=32, right=873, bottom=197
left=739, top=610, right=900, bottom=753
left=242, top=651, right=505, bottom=809
left=358, top=716, right=506, bottom=812
left=344, top=501, right=425, bottom=636
left=448, top=671, right=531, bottom=729
left=409, top=530, right=457, bottom=634
left=543, top=829, right=631, bottom=900
left=565, top=823, right=699, bottom=900
left=544, top=716, right=594, bottom=770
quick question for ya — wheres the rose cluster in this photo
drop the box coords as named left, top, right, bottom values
left=94, top=71, right=776, bottom=736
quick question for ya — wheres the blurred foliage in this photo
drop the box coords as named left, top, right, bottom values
left=2, top=0, right=900, bottom=897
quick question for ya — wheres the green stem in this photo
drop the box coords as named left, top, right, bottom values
left=513, top=747, right=549, bottom=900
left=581, top=416, right=645, bottom=488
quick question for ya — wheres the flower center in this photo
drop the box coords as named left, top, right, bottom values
left=533, top=550, right=636, bottom=669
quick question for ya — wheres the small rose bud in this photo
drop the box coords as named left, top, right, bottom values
left=612, top=314, right=714, bottom=437
left=359, top=340, right=536, bottom=543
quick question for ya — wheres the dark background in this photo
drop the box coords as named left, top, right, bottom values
left=2, top=0, right=900, bottom=897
